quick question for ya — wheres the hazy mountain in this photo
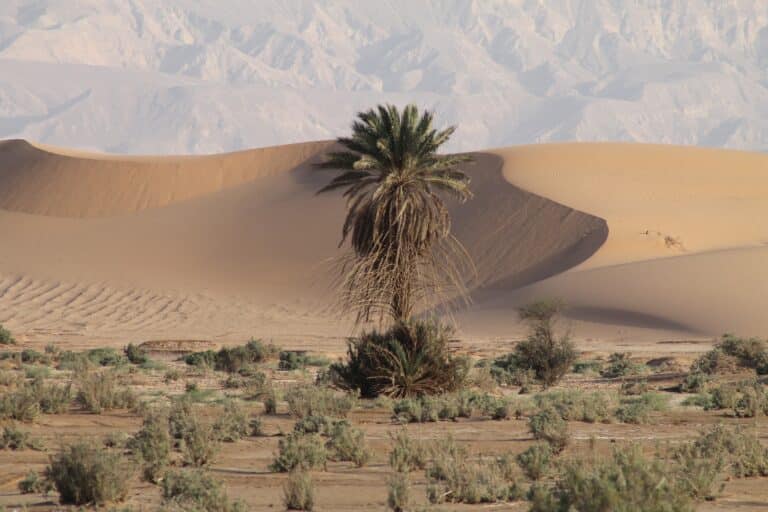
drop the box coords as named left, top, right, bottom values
left=0, top=0, right=766, bottom=154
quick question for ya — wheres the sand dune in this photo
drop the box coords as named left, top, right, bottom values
left=0, top=139, right=765, bottom=348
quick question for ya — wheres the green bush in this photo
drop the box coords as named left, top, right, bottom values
left=698, top=380, right=768, bottom=417
left=75, top=370, right=137, bottom=414
left=528, top=407, right=569, bottom=452
left=0, top=324, right=15, bottom=345
left=181, top=417, right=220, bottom=467
left=214, top=399, right=249, bottom=442
left=0, top=423, right=42, bottom=450
left=534, top=390, right=613, bottom=423
left=184, top=339, right=279, bottom=373
left=285, top=386, right=354, bottom=419
left=18, top=470, right=53, bottom=494
left=426, top=437, right=522, bottom=504
left=687, top=424, right=768, bottom=478
left=128, top=410, right=171, bottom=483
left=0, top=385, right=41, bottom=422
left=168, top=395, right=195, bottom=441
left=530, top=445, right=693, bottom=512
left=389, top=429, right=429, bottom=473
left=326, top=420, right=371, bottom=467
left=387, top=471, right=411, bottom=512
left=690, top=334, right=768, bottom=376
left=600, top=352, right=644, bottom=379
left=679, top=371, right=708, bottom=393
left=279, top=351, right=331, bottom=371
left=516, top=443, right=552, bottom=480
left=162, top=469, right=246, bottom=512
left=124, top=343, right=148, bottom=365
left=45, top=441, right=134, bottom=505
left=330, top=320, right=468, bottom=398
left=513, top=300, right=577, bottom=387
left=615, top=393, right=669, bottom=424
left=270, top=432, right=328, bottom=472
left=283, top=469, right=315, bottom=511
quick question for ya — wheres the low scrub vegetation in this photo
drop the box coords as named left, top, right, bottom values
left=389, top=429, right=429, bottom=473
left=529, top=407, right=569, bottom=452
left=285, top=385, right=354, bottom=419
left=0, top=324, right=15, bottom=345
left=279, top=350, right=330, bottom=371
left=534, top=389, right=613, bottom=423
left=162, top=469, right=246, bottom=512
left=128, top=409, right=171, bottom=483
left=0, top=423, right=42, bottom=450
left=74, top=370, right=137, bottom=414
left=45, top=441, right=134, bottom=505
left=283, top=469, right=315, bottom=511
left=214, top=399, right=249, bottom=442
left=270, top=432, right=328, bottom=472
left=330, top=320, right=468, bottom=398
left=615, top=392, right=669, bottom=424
left=184, top=339, right=279, bottom=373
left=516, top=443, right=552, bottom=480
left=600, top=352, right=645, bottom=378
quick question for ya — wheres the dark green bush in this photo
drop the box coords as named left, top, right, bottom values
left=45, top=441, right=134, bottom=505
left=18, top=470, right=53, bottom=494
left=330, top=320, right=468, bottom=398
left=0, top=324, right=15, bottom=345
left=528, top=407, right=569, bottom=453
left=128, top=410, right=171, bottom=483
left=0, top=423, right=42, bottom=450
left=184, top=339, right=278, bottom=373
left=513, top=300, right=577, bottom=387
left=124, top=343, right=148, bottom=365
left=600, top=352, right=643, bottom=379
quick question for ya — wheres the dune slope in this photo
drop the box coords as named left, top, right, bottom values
left=0, top=140, right=765, bottom=346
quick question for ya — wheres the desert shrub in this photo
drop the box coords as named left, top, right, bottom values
left=24, top=364, right=50, bottom=379
left=0, top=385, right=40, bottom=422
left=20, top=348, right=51, bottom=365
left=688, top=424, right=768, bottom=478
left=573, top=360, right=603, bottom=374
left=0, top=423, right=42, bottom=450
left=718, top=334, right=768, bottom=373
left=600, top=352, right=644, bottom=379
left=531, top=445, right=693, bottom=512
left=285, top=385, right=354, bottom=419
left=679, top=371, right=708, bottom=393
left=29, top=377, right=72, bottom=414
left=263, top=388, right=279, bottom=414
left=45, top=441, right=134, bottom=505
left=528, top=407, right=569, bottom=452
left=283, top=469, right=314, bottom=511
left=214, top=399, right=249, bottom=442
left=75, top=370, right=136, bottom=414
left=124, top=343, right=148, bottom=365
left=326, top=420, right=371, bottom=467
left=279, top=351, right=330, bottom=371
left=615, top=392, right=669, bottom=424
left=534, top=389, right=613, bottom=423
left=181, top=417, right=220, bottom=467
left=184, top=350, right=218, bottom=369
left=270, top=432, right=328, bottom=472
left=293, top=415, right=336, bottom=435
left=393, top=391, right=511, bottom=423
left=426, top=437, right=523, bottom=504
left=330, top=320, right=468, bottom=398
left=162, top=469, right=246, bottom=512
left=0, top=324, right=15, bottom=345
left=83, top=347, right=126, bottom=367
left=18, top=469, right=53, bottom=494
left=620, top=379, right=648, bottom=396
left=516, top=443, right=552, bottom=480
left=169, top=395, right=195, bottom=441
left=698, top=380, right=768, bottom=417
left=387, top=471, right=411, bottom=512
left=128, top=410, right=171, bottom=483
left=477, top=354, right=536, bottom=390
left=389, top=429, right=429, bottom=473
left=513, top=300, right=577, bottom=387
left=671, top=441, right=726, bottom=500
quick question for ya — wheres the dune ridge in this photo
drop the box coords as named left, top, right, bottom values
left=0, top=139, right=766, bottom=346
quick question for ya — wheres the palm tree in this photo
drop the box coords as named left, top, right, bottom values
left=317, top=104, right=474, bottom=324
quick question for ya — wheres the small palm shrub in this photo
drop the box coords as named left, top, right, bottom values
left=387, top=471, right=411, bottom=512
left=75, top=370, right=136, bottom=414
left=162, top=469, right=246, bottom=512
left=530, top=446, right=694, bottom=512
left=528, top=407, right=569, bottom=452
left=18, top=469, right=53, bottom=494
left=283, top=469, right=315, bottom=511
left=181, top=417, right=220, bottom=467
left=270, top=432, right=328, bottom=472
left=214, top=399, right=249, bottom=442
left=326, top=420, right=371, bottom=467
left=330, top=320, right=468, bottom=398
left=128, top=410, right=171, bottom=483
left=45, top=441, right=134, bottom=505
left=600, top=352, right=645, bottom=378
left=516, top=443, right=553, bottom=480
left=285, top=386, right=354, bottom=419
left=0, top=324, right=15, bottom=345
left=513, top=300, right=577, bottom=387
left=389, top=429, right=429, bottom=473
left=534, top=390, right=613, bottom=423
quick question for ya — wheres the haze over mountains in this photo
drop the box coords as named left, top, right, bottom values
left=1, top=0, right=767, bottom=154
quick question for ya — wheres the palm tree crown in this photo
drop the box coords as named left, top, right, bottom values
left=318, top=104, right=474, bottom=324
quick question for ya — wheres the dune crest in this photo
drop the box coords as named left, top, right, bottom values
left=0, top=139, right=766, bottom=345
